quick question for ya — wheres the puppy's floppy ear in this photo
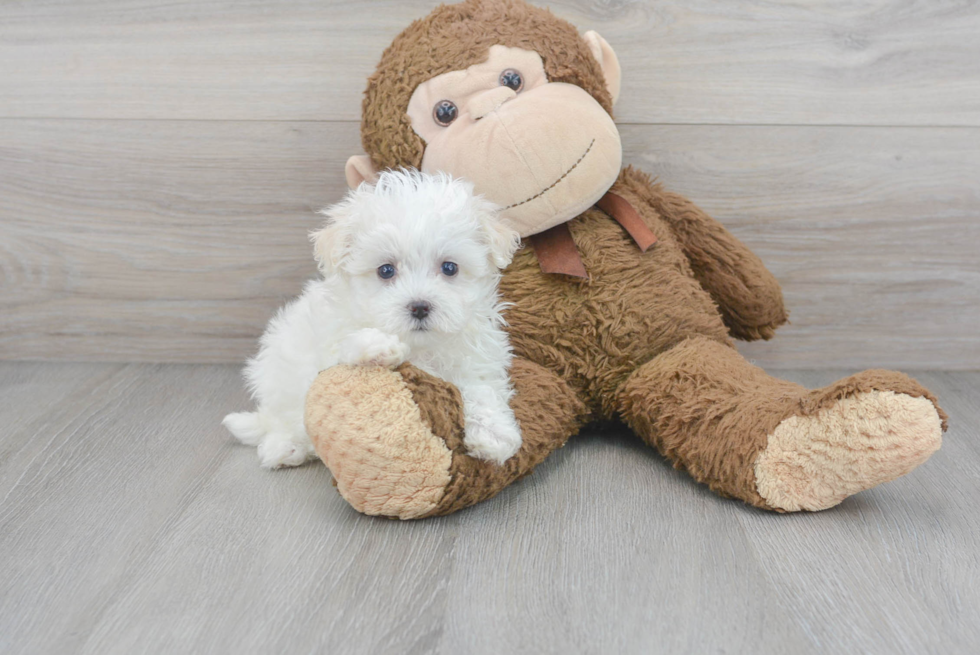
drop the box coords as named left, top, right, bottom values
left=481, top=213, right=522, bottom=270
left=311, top=220, right=348, bottom=274
left=311, top=201, right=356, bottom=274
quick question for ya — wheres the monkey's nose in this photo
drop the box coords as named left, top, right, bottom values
left=468, top=86, right=517, bottom=120
left=409, top=301, right=431, bottom=320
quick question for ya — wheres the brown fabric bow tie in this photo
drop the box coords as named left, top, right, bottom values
left=527, top=191, right=657, bottom=278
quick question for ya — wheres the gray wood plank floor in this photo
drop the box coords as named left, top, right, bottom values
left=1, top=363, right=977, bottom=654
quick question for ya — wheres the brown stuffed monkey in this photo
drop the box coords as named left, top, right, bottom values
left=304, top=0, right=947, bottom=519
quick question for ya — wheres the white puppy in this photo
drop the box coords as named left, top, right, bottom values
left=223, top=170, right=523, bottom=469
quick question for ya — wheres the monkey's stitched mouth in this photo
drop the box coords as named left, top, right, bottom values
left=502, top=139, right=595, bottom=211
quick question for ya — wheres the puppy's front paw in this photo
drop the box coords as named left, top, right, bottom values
left=338, top=328, right=410, bottom=368
left=463, top=420, right=522, bottom=465
left=257, top=432, right=315, bottom=469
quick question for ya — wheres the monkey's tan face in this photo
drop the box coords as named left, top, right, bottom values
left=406, top=46, right=622, bottom=238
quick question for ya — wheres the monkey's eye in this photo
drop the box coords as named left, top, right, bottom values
left=433, top=100, right=458, bottom=126
left=377, top=263, right=396, bottom=279
left=441, top=261, right=459, bottom=277
left=499, top=69, right=524, bottom=93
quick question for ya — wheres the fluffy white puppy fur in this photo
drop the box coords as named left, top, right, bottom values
left=223, top=170, right=523, bottom=469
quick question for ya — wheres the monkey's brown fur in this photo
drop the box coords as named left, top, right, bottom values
left=306, top=0, right=946, bottom=517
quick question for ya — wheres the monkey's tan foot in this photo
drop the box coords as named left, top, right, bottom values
left=754, top=371, right=947, bottom=512
left=305, top=359, right=584, bottom=519
left=305, top=365, right=452, bottom=519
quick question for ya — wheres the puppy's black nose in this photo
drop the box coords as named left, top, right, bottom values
left=409, top=301, right=431, bottom=320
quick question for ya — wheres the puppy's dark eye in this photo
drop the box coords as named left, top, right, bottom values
left=433, top=100, right=458, bottom=126
left=441, top=261, right=459, bottom=277
left=499, top=69, right=523, bottom=92
left=377, top=263, right=396, bottom=279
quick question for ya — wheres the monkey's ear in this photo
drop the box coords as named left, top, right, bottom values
left=345, top=155, right=379, bottom=189
left=583, top=31, right=622, bottom=106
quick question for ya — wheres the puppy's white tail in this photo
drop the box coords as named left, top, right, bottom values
left=223, top=412, right=267, bottom=446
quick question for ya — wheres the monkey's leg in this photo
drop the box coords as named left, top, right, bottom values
left=616, top=337, right=947, bottom=511
left=305, top=358, right=585, bottom=519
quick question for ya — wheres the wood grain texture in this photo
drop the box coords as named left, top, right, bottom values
left=2, top=120, right=977, bottom=367
left=628, top=125, right=980, bottom=369
left=0, top=363, right=977, bottom=653
left=0, top=362, right=125, bottom=498
left=1, top=0, right=979, bottom=125
left=0, top=119, right=341, bottom=362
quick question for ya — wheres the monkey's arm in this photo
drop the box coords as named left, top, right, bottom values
left=617, top=166, right=788, bottom=341
left=305, top=358, right=585, bottom=519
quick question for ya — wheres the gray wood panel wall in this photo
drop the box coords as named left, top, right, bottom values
left=2, top=0, right=978, bottom=368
